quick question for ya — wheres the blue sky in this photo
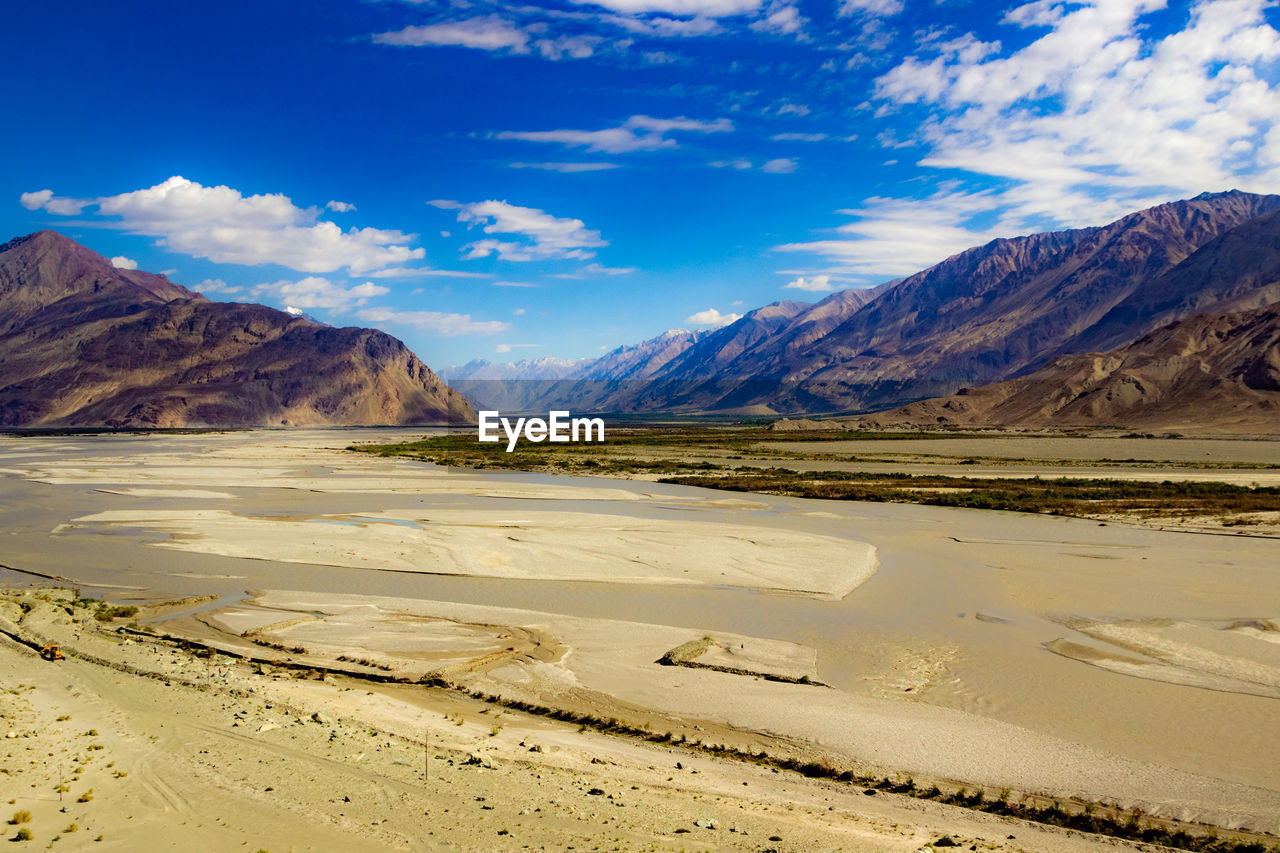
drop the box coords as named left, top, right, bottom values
left=4, top=0, right=1279, bottom=368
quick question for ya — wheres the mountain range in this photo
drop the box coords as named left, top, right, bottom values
left=856, top=304, right=1280, bottom=433
left=0, top=231, right=472, bottom=428
left=463, top=190, right=1280, bottom=430
left=5, top=189, right=1280, bottom=432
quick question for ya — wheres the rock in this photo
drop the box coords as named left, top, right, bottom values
left=463, top=753, right=494, bottom=768
left=257, top=722, right=278, bottom=733
left=311, top=711, right=332, bottom=725
left=933, top=837, right=959, bottom=847
left=694, top=817, right=719, bottom=829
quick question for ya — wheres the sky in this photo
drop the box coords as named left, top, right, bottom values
left=4, top=0, right=1280, bottom=369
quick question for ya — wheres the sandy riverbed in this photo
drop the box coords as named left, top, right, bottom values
left=2, top=429, right=1279, bottom=846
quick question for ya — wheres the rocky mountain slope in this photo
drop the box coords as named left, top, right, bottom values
left=0, top=231, right=473, bottom=427
left=855, top=305, right=1280, bottom=433
left=574, top=190, right=1280, bottom=415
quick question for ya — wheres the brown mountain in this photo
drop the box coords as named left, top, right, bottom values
left=575, top=190, right=1280, bottom=414
left=0, top=231, right=473, bottom=427
left=856, top=305, right=1280, bottom=433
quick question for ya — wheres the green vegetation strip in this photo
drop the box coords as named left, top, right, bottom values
left=351, top=433, right=1280, bottom=522
left=660, top=470, right=1280, bottom=519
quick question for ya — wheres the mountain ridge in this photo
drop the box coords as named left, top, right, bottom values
left=0, top=231, right=473, bottom=428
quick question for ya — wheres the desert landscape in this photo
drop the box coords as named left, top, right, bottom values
left=3, top=428, right=1279, bottom=851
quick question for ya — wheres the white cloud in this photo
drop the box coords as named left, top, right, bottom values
left=193, top=278, right=244, bottom=296
left=750, top=1, right=805, bottom=35
left=496, top=342, right=539, bottom=353
left=432, top=199, right=606, bottom=261
left=356, top=307, right=511, bottom=336
left=326, top=200, right=356, bottom=213
left=252, top=277, right=390, bottom=311
left=776, top=103, right=810, bottom=117
left=785, top=0, right=1280, bottom=280
left=784, top=275, right=835, bottom=291
left=535, top=34, right=603, bottom=60
left=710, top=158, right=754, bottom=169
left=870, top=0, right=1280, bottom=229
left=513, top=308, right=526, bottom=315
left=838, top=0, right=904, bottom=16
left=496, top=115, right=732, bottom=154
left=602, top=14, right=721, bottom=37
left=509, top=161, right=621, bottom=172
left=363, top=266, right=490, bottom=279
left=582, top=262, right=635, bottom=275
left=494, top=281, right=538, bottom=287
left=687, top=307, right=742, bottom=327
left=109, top=256, right=138, bottom=270
left=775, top=190, right=1008, bottom=278
left=771, top=132, right=828, bottom=141
left=573, top=0, right=761, bottom=16
left=761, top=157, right=798, bottom=173
left=22, top=176, right=423, bottom=275
left=375, top=17, right=531, bottom=52
left=20, top=189, right=89, bottom=216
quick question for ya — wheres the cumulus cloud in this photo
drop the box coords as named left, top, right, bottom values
left=109, top=256, right=138, bottom=270
left=252, top=277, right=390, bottom=311
left=20, top=189, right=89, bottom=216
left=432, top=199, right=606, bottom=261
left=326, top=200, right=356, bottom=213
left=762, top=158, right=798, bottom=173
left=686, top=307, right=742, bottom=327
left=783, top=274, right=835, bottom=291
left=21, top=176, right=424, bottom=275
left=785, top=0, right=1280, bottom=279
left=193, top=278, right=244, bottom=296
left=356, top=307, right=511, bottom=336
left=710, top=158, right=754, bottom=169
left=509, top=161, right=622, bottom=172
left=496, top=115, right=732, bottom=154
left=872, top=0, right=1280, bottom=227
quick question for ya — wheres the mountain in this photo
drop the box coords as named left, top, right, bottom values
left=0, top=231, right=473, bottom=427
left=855, top=305, right=1280, bottom=434
left=571, top=190, right=1280, bottom=414
left=442, top=356, right=593, bottom=382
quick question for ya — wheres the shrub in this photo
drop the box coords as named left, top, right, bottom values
left=9, top=811, right=31, bottom=825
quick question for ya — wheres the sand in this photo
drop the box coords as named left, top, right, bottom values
left=68, top=507, right=876, bottom=598
left=2, top=588, right=1149, bottom=853
left=2, top=429, right=1280, bottom=847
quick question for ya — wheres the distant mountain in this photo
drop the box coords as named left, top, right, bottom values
left=0, top=231, right=473, bottom=427
left=443, top=356, right=593, bottom=382
left=568, top=190, right=1280, bottom=415
left=856, top=305, right=1280, bottom=434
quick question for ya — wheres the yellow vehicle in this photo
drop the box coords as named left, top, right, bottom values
left=40, top=643, right=64, bottom=661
